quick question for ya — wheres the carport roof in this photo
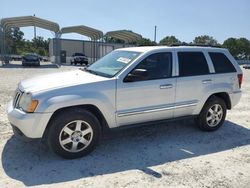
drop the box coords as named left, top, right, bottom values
left=105, top=30, right=142, bottom=43
left=0, top=16, right=60, bottom=33
left=61, top=25, right=103, bottom=40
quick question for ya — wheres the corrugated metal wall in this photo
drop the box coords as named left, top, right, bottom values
left=49, top=38, right=133, bottom=64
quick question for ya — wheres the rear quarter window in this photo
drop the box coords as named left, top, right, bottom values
left=209, top=52, right=236, bottom=73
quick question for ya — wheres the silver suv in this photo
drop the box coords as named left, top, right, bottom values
left=7, top=46, right=243, bottom=159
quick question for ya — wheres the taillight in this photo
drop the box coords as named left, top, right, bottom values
left=237, top=74, right=243, bottom=88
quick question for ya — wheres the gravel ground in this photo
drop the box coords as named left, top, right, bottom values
left=0, top=61, right=250, bottom=188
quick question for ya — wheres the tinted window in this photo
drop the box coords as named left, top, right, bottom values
left=209, top=52, right=236, bottom=73
left=24, top=54, right=38, bottom=60
left=130, top=52, right=172, bottom=81
left=74, top=53, right=85, bottom=56
left=178, top=52, right=209, bottom=76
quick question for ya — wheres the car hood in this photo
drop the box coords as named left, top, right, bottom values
left=19, top=69, right=108, bottom=93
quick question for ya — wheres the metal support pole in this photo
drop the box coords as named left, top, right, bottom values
left=2, top=26, right=8, bottom=65
left=93, top=40, right=95, bottom=62
left=54, top=32, right=61, bottom=66
left=0, top=25, right=3, bottom=65
left=154, top=25, right=157, bottom=43
left=101, top=34, right=104, bottom=58
left=94, top=40, right=96, bottom=62
left=33, top=14, right=36, bottom=40
left=91, top=39, right=93, bottom=63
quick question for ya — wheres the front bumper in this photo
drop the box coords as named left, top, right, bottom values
left=7, top=100, right=52, bottom=139
left=22, top=61, right=40, bottom=65
left=74, top=59, right=88, bottom=63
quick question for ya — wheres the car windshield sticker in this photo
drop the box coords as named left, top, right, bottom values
left=117, top=57, right=131, bottom=64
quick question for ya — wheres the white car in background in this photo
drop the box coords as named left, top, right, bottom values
left=70, top=53, right=88, bottom=66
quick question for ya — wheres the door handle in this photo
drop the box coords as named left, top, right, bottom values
left=202, top=79, right=212, bottom=84
left=160, top=84, right=173, bottom=89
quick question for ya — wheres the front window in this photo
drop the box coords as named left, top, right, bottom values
left=86, top=50, right=141, bottom=77
left=75, top=53, right=85, bottom=56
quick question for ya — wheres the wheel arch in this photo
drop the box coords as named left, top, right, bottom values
left=206, top=92, right=232, bottom=110
left=42, top=104, right=110, bottom=139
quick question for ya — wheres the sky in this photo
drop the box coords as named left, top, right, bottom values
left=1, top=0, right=250, bottom=43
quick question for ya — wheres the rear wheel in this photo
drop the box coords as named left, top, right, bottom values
left=196, top=96, right=227, bottom=131
left=47, top=109, right=101, bottom=159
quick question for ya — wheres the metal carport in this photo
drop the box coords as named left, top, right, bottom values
left=105, top=30, right=142, bottom=43
left=0, top=15, right=60, bottom=65
left=61, top=25, right=103, bottom=62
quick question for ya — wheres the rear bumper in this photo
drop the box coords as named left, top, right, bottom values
left=230, top=90, right=242, bottom=108
left=7, top=101, right=52, bottom=139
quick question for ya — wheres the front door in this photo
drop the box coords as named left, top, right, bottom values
left=116, top=52, right=176, bottom=126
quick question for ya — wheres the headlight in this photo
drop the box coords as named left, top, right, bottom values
left=19, top=93, right=39, bottom=113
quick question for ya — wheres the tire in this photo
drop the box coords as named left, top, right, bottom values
left=47, top=108, right=101, bottom=159
left=196, top=96, right=227, bottom=131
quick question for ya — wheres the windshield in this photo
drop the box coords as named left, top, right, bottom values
left=86, top=50, right=141, bottom=77
left=74, top=53, right=85, bottom=56
left=24, top=54, right=38, bottom=60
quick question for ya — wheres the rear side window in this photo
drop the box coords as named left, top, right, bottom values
left=178, top=52, right=209, bottom=76
left=209, top=52, right=236, bottom=73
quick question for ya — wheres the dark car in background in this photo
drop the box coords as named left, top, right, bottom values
left=243, top=64, right=250, bottom=69
left=70, top=53, right=88, bottom=66
left=22, top=53, right=40, bottom=66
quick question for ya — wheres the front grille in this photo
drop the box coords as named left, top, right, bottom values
left=13, top=89, right=23, bottom=109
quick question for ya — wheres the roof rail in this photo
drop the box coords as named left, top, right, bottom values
left=170, top=42, right=222, bottom=48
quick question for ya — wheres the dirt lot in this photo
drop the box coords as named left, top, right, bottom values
left=0, top=61, right=250, bottom=188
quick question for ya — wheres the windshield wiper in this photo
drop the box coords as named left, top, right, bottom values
left=84, top=68, right=99, bottom=75
left=80, top=68, right=112, bottom=78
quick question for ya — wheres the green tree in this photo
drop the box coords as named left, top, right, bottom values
left=193, top=35, right=219, bottom=46
left=136, top=38, right=156, bottom=46
left=103, top=36, right=124, bottom=44
left=32, top=36, right=49, bottom=55
left=223, top=38, right=250, bottom=59
left=159, top=36, right=181, bottom=46
left=236, top=38, right=250, bottom=59
left=4, top=27, right=24, bottom=54
left=222, top=38, right=239, bottom=57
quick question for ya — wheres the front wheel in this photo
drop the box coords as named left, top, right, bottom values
left=47, top=109, right=101, bottom=159
left=196, top=96, right=227, bottom=131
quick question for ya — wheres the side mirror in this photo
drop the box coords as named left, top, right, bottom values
left=124, top=69, right=148, bottom=82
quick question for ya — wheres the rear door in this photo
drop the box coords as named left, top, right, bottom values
left=174, top=50, right=214, bottom=117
